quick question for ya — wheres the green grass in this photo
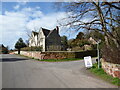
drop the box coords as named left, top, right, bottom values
left=90, top=63, right=120, bottom=86
left=39, top=58, right=83, bottom=62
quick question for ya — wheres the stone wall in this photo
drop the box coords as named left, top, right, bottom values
left=101, top=59, right=120, bottom=79
left=14, top=51, right=45, bottom=60
left=13, top=50, right=97, bottom=60
left=14, top=51, right=75, bottom=60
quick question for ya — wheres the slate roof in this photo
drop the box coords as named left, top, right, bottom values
left=31, top=27, right=57, bottom=37
left=0, top=44, right=4, bottom=48
left=0, top=44, right=5, bottom=50
left=41, top=28, right=51, bottom=37
left=32, top=31, right=38, bottom=36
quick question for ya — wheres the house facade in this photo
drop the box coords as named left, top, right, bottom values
left=29, top=26, right=62, bottom=51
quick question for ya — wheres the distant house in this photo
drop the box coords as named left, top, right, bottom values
left=29, top=26, right=62, bottom=51
left=0, top=44, right=8, bottom=54
left=88, top=37, right=97, bottom=44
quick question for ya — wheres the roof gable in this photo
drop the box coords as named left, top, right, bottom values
left=47, top=29, right=56, bottom=37
left=41, top=28, right=50, bottom=37
left=38, top=26, right=59, bottom=37
left=32, top=31, right=38, bottom=36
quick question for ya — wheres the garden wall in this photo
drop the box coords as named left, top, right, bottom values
left=13, top=50, right=97, bottom=60
left=101, top=58, right=120, bottom=79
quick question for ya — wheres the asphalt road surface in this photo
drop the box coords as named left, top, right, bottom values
left=1, top=54, right=118, bottom=88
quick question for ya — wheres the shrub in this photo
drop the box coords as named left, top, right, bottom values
left=75, top=50, right=97, bottom=58
left=79, top=39, right=90, bottom=47
left=71, top=46, right=84, bottom=51
left=102, top=46, right=120, bottom=64
left=21, top=46, right=42, bottom=51
left=50, top=50, right=97, bottom=59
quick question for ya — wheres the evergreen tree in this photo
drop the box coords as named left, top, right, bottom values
left=15, top=38, right=26, bottom=54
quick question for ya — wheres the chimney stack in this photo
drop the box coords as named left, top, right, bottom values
left=56, top=26, right=59, bottom=33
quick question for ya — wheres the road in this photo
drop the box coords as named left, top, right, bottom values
left=1, top=54, right=118, bottom=88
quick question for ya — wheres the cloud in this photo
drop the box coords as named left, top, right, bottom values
left=1, top=6, right=69, bottom=49
left=14, top=5, right=20, bottom=10
left=26, top=12, right=68, bottom=30
left=16, top=0, right=28, bottom=5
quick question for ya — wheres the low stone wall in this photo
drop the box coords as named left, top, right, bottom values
left=13, top=50, right=97, bottom=60
left=101, top=59, right=120, bottom=79
left=14, top=51, right=45, bottom=59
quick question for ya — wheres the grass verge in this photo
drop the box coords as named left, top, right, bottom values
left=90, top=63, right=120, bottom=86
left=40, top=58, right=83, bottom=62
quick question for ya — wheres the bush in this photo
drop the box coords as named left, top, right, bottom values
left=47, top=50, right=97, bottom=59
left=21, top=46, right=42, bottom=51
left=91, top=44, right=97, bottom=50
left=79, top=39, right=90, bottom=47
left=102, top=46, right=120, bottom=64
left=71, top=46, right=84, bottom=51
left=75, top=50, right=97, bottom=58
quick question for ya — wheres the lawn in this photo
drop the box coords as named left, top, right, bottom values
left=90, top=63, right=120, bottom=86
left=38, top=58, right=83, bottom=62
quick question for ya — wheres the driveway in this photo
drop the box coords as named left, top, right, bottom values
left=1, top=54, right=118, bottom=88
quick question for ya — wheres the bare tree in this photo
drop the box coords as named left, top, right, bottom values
left=25, top=27, right=39, bottom=46
left=56, top=1, right=120, bottom=49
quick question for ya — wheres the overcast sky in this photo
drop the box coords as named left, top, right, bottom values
left=0, top=2, right=80, bottom=49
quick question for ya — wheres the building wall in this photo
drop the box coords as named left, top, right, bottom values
left=29, top=33, right=38, bottom=47
left=38, top=30, right=46, bottom=51
left=46, top=30, right=62, bottom=51
left=29, top=29, right=62, bottom=51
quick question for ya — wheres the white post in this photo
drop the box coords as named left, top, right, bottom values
left=97, top=42, right=100, bottom=69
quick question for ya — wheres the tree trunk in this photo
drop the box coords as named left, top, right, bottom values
left=18, top=48, right=21, bottom=54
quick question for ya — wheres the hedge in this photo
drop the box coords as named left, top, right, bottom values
left=43, top=50, right=97, bottom=59
left=21, top=46, right=42, bottom=51
left=75, top=50, right=97, bottom=58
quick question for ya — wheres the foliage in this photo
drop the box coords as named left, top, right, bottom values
left=75, top=50, right=97, bottom=58
left=76, top=32, right=84, bottom=40
left=99, top=26, right=120, bottom=64
left=67, top=39, right=74, bottom=48
left=90, top=63, right=120, bottom=86
left=68, top=31, right=92, bottom=51
left=55, top=2, right=120, bottom=64
left=15, top=38, right=27, bottom=54
left=102, top=45, right=120, bottom=64
left=15, top=38, right=26, bottom=49
left=61, top=35, right=68, bottom=50
left=21, top=46, right=42, bottom=51
left=57, top=2, right=120, bottom=48
left=91, top=44, right=97, bottom=50
left=89, top=31, right=104, bottom=41
left=79, top=39, right=90, bottom=47
left=71, top=39, right=90, bottom=48
left=71, top=46, right=84, bottom=51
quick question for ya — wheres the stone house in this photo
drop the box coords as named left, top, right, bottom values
left=29, top=26, right=62, bottom=51
left=0, top=44, right=8, bottom=54
left=88, top=37, right=97, bottom=44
